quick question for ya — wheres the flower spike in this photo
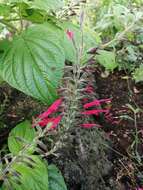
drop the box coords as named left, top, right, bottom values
left=38, top=98, right=62, bottom=119
left=81, top=109, right=109, bottom=116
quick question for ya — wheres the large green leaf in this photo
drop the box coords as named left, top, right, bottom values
left=2, top=155, right=49, bottom=190
left=7, top=0, right=64, bottom=12
left=48, top=164, right=67, bottom=190
left=30, top=0, right=64, bottom=11
left=43, top=22, right=76, bottom=63
left=96, top=50, right=118, bottom=71
left=8, top=120, right=36, bottom=155
left=0, top=24, right=65, bottom=104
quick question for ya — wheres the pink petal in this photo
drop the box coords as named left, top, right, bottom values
left=38, top=118, right=52, bottom=127
left=66, top=30, right=74, bottom=40
left=84, top=100, right=101, bottom=108
left=81, top=123, right=102, bottom=129
left=81, top=109, right=109, bottom=115
left=50, top=115, right=63, bottom=130
left=36, top=115, right=62, bottom=129
left=99, top=98, right=111, bottom=103
left=84, top=98, right=111, bottom=109
left=38, top=98, right=62, bottom=119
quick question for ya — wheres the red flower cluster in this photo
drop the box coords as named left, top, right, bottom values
left=81, top=95, right=111, bottom=129
left=33, top=98, right=63, bottom=130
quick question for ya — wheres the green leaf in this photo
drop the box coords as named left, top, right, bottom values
left=57, top=22, right=77, bottom=63
left=22, top=8, right=45, bottom=23
left=0, top=39, right=12, bottom=56
left=7, top=0, right=64, bottom=12
left=2, top=155, right=49, bottom=190
left=0, top=40, right=12, bottom=82
left=61, top=33, right=76, bottom=63
left=38, top=22, right=76, bottom=63
left=30, top=0, right=64, bottom=11
left=0, top=4, right=11, bottom=16
left=133, top=65, right=143, bottom=82
left=0, top=76, right=3, bottom=84
left=0, top=24, right=65, bottom=104
left=8, top=120, right=36, bottom=155
left=96, top=50, right=118, bottom=71
left=48, top=164, right=67, bottom=190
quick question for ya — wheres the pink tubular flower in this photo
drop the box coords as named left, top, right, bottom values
left=38, top=98, right=62, bottom=119
left=135, top=188, right=143, bottom=190
left=50, top=115, right=63, bottom=129
left=33, top=98, right=63, bottom=130
left=66, top=30, right=74, bottom=40
left=35, top=115, right=62, bottom=129
left=37, top=118, right=51, bottom=127
left=84, top=98, right=111, bottom=108
left=81, top=109, right=109, bottom=116
left=81, top=123, right=102, bottom=129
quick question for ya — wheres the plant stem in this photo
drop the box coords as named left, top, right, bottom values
left=0, top=19, right=18, bottom=33
left=134, top=112, right=139, bottom=159
left=18, top=4, right=23, bottom=32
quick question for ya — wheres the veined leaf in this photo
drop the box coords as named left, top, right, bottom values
left=0, top=24, right=65, bottom=104
left=7, top=0, right=64, bottom=11
left=8, top=120, right=36, bottom=155
left=48, top=164, right=67, bottom=190
left=2, top=155, right=49, bottom=190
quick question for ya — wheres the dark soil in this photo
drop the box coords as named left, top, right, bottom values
left=0, top=83, right=46, bottom=144
left=95, top=69, right=143, bottom=190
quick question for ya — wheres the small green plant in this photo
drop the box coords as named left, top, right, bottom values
left=86, top=1, right=143, bottom=81
left=125, top=104, right=143, bottom=165
left=0, top=112, right=67, bottom=189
